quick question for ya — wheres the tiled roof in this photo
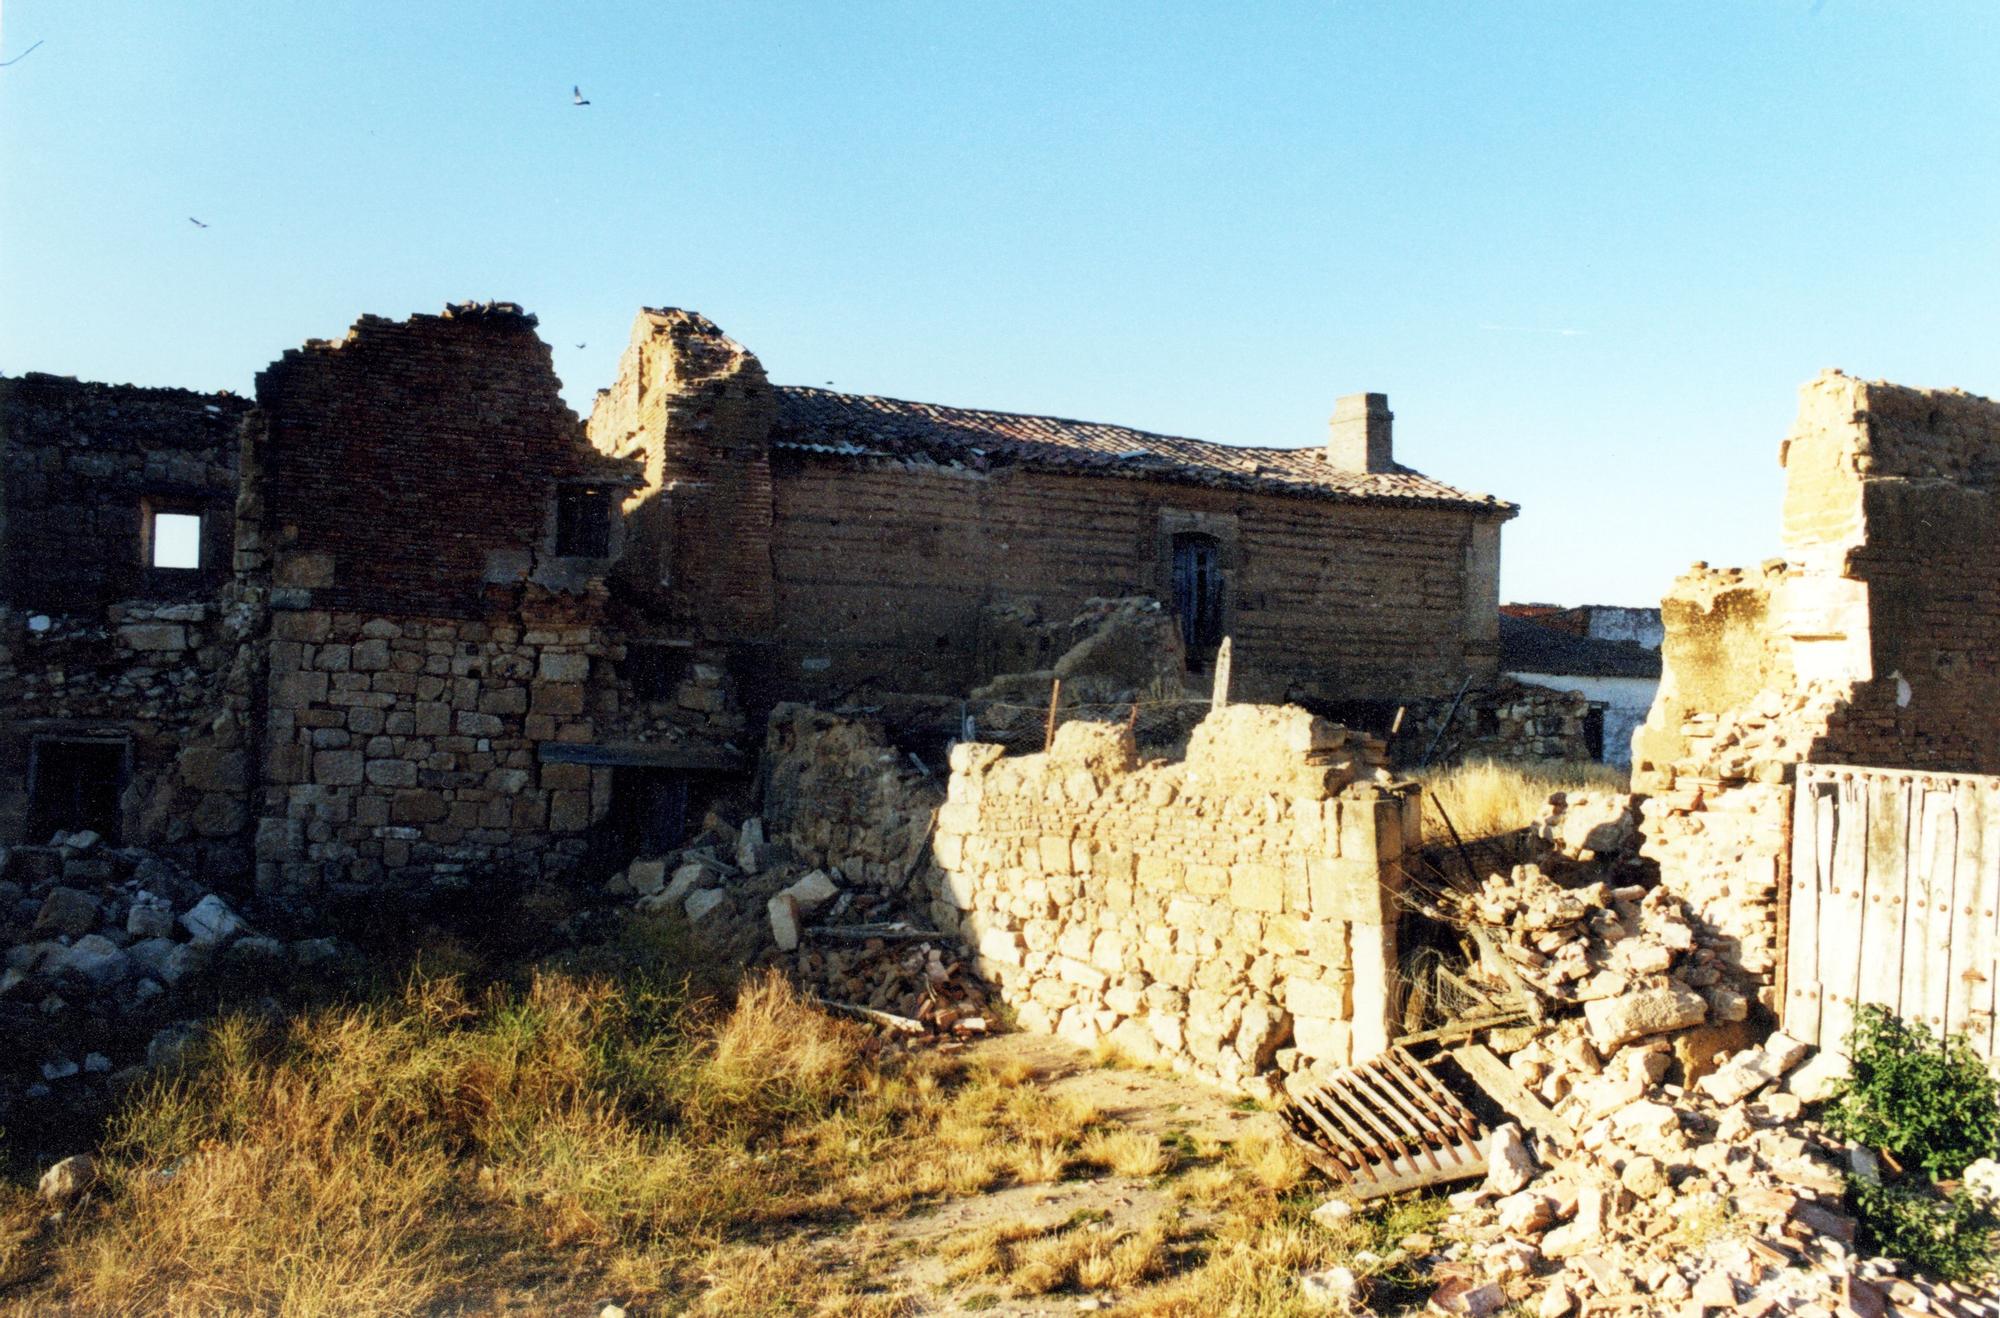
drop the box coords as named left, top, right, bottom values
left=769, top=386, right=1515, bottom=514
left=1501, top=615, right=1662, bottom=680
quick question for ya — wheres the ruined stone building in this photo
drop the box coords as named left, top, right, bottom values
left=0, top=302, right=1514, bottom=898
left=1634, top=370, right=2000, bottom=1042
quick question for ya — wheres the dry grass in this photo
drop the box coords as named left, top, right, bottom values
left=0, top=968, right=1111, bottom=1315
left=1416, top=755, right=1627, bottom=844
left=944, top=1214, right=1173, bottom=1297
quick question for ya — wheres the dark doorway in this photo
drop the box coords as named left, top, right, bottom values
left=27, top=738, right=127, bottom=843
left=1582, top=705, right=1607, bottom=762
left=1171, top=532, right=1225, bottom=670
left=609, top=768, right=690, bottom=858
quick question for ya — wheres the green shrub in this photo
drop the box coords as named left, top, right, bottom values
left=1847, top=1178, right=2000, bottom=1282
left=1825, top=1004, right=2000, bottom=1181
left=1828, top=1005, right=2000, bottom=1282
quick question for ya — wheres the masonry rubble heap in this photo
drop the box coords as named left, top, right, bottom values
left=0, top=830, right=347, bottom=1137
left=598, top=704, right=993, bottom=1039
left=1293, top=789, right=1984, bottom=1318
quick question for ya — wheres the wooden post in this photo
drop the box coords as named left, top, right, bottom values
left=1043, top=678, right=1062, bottom=751
left=1210, top=636, right=1233, bottom=709
left=1128, top=701, right=1140, bottom=734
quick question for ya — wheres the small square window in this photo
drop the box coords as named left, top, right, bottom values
left=555, top=484, right=612, bottom=558
left=150, top=511, right=203, bottom=570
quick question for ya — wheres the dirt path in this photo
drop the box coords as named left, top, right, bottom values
left=855, top=1033, right=1288, bottom=1315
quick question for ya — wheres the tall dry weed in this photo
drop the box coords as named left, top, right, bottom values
left=1416, top=756, right=1625, bottom=844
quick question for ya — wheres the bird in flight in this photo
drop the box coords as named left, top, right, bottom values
left=188, top=217, right=209, bottom=229
left=572, top=85, right=590, bottom=106
left=575, top=343, right=586, bottom=350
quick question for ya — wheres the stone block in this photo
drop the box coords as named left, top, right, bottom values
left=1230, top=862, right=1284, bottom=913
left=312, top=749, right=365, bottom=786
left=1291, top=1014, right=1349, bottom=1064
left=548, top=790, right=591, bottom=831
left=531, top=682, right=585, bottom=716
left=271, top=671, right=330, bottom=710
left=118, top=622, right=187, bottom=652
left=538, top=651, right=590, bottom=682
left=179, top=747, right=247, bottom=793
left=364, top=759, right=417, bottom=788
left=391, top=790, right=449, bottom=825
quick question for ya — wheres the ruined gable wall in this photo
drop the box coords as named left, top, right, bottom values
left=585, top=310, right=777, bottom=640
left=250, top=305, right=618, bottom=619
left=1789, top=375, right=2000, bottom=772
left=0, top=374, right=246, bottom=613
left=927, top=707, right=1419, bottom=1096
left=1635, top=372, right=2000, bottom=1013
left=766, top=453, right=1498, bottom=705
left=242, top=308, right=651, bottom=897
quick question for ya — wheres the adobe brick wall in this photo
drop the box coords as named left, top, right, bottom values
left=928, top=705, right=1419, bottom=1096
left=0, top=373, right=247, bottom=613
left=766, top=455, right=1501, bottom=705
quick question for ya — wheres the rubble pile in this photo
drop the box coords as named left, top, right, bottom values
left=1395, top=1034, right=1997, bottom=1318
left=0, top=830, right=346, bottom=1143
left=607, top=815, right=993, bottom=1041
left=1336, top=791, right=2000, bottom=1315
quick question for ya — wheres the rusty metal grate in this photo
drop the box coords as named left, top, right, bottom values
left=1280, top=1045, right=1489, bottom=1199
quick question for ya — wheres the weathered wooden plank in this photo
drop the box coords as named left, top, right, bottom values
left=1899, top=787, right=1957, bottom=1032
left=1785, top=773, right=1832, bottom=1047
left=1912, top=788, right=1960, bottom=1040
left=1946, top=779, right=1992, bottom=1043
left=1818, top=773, right=1873, bottom=1055
left=1449, top=1042, right=1568, bottom=1147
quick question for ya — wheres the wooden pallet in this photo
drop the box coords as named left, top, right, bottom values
left=1281, top=1045, right=1489, bottom=1199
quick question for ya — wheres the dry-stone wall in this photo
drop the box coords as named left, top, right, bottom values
left=927, top=704, right=1420, bottom=1097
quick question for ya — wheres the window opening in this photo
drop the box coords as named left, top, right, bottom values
left=555, top=484, right=612, bottom=558
left=150, top=510, right=202, bottom=569
left=1171, top=532, right=1225, bottom=670
left=27, top=738, right=126, bottom=843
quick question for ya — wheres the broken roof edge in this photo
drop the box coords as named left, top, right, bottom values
left=768, top=383, right=1518, bottom=518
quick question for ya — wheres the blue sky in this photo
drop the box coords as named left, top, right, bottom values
left=3, top=2, right=1996, bottom=607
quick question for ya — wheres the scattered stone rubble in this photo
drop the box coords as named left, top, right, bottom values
left=607, top=832, right=995, bottom=1040
left=1312, top=792, right=1999, bottom=1317
left=0, top=830, right=348, bottom=1145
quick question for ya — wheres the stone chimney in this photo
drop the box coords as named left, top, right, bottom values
left=1327, top=393, right=1393, bottom=473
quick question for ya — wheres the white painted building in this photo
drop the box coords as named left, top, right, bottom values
left=1499, top=614, right=1662, bottom=767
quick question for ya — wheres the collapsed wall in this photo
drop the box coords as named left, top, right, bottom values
left=1634, top=371, right=2000, bottom=1011
left=925, top=704, right=1419, bottom=1096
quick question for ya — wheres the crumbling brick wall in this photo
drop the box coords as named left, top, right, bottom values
left=240, top=306, right=654, bottom=896
left=762, top=703, right=938, bottom=889
left=585, top=309, right=777, bottom=640
left=0, top=374, right=247, bottom=614
left=927, top=705, right=1419, bottom=1096
left=1635, top=371, right=2000, bottom=1011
